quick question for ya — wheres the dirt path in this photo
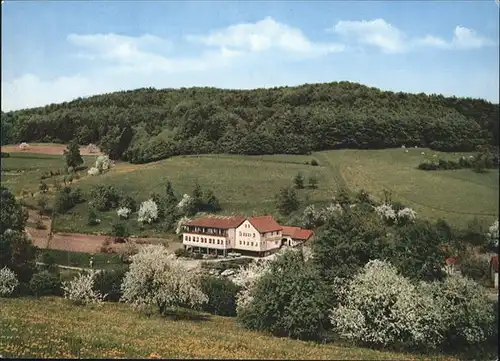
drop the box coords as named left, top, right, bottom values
left=1, top=143, right=102, bottom=156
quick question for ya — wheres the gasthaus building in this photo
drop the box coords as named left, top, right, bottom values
left=181, top=215, right=314, bottom=257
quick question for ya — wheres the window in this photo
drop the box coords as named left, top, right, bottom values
left=253, top=233, right=255, bottom=238
left=239, top=241, right=242, bottom=245
left=251, top=242, right=254, bottom=247
left=239, top=231, right=242, bottom=236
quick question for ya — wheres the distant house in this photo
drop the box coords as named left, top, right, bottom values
left=490, top=255, right=498, bottom=289
left=281, top=226, right=315, bottom=247
left=443, top=257, right=458, bottom=276
left=181, top=214, right=313, bottom=257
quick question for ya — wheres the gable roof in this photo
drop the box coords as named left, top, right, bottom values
left=281, top=226, right=314, bottom=241
left=247, top=215, right=282, bottom=233
left=184, top=215, right=246, bottom=229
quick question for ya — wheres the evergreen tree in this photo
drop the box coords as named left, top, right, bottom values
left=294, top=172, right=305, bottom=189
left=276, top=186, right=300, bottom=216
left=64, top=139, right=84, bottom=169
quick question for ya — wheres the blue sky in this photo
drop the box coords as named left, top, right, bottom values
left=1, top=0, right=499, bottom=111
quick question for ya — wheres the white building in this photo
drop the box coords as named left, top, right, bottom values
left=181, top=215, right=314, bottom=257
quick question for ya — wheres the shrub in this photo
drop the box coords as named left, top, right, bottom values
left=94, top=266, right=128, bottom=302
left=116, top=207, right=131, bottom=219
left=111, top=221, right=130, bottom=240
left=330, top=260, right=445, bottom=350
left=0, top=267, right=19, bottom=297
left=119, top=196, right=137, bottom=212
left=29, top=270, right=62, bottom=297
left=458, top=251, right=491, bottom=287
left=237, top=249, right=331, bottom=341
left=120, top=245, right=207, bottom=315
left=425, top=273, right=497, bottom=351
left=95, top=155, right=113, bottom=173
left=90, top=185, right=121, bottom=211
left=200, top=276, right=240, bottom=317
left=137, top=199, right=158, bottom=224
left=308, top=175, right=318, bottom=189
left=38, top=181, right=48, bottom=194
left=62, top=271, right=104, bottom=306
left=88, top=167, right=100, bottom=176
left=310, top=159, right=319, bottom=166
left=54, top=187, right=76, bottom=213
left=174, top=248, right=189, bottom=258
left=87, top=205, right=100, bottom=226
left=0, top=152, right=10, bottom=158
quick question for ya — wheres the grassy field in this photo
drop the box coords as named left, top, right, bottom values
left=39, top=249, right=125, bottom=270
left=1, top=147, right=498, bottom=235
left=0, top=297, right=454, bottom=359
left=1, top=151, right=97, bottom=197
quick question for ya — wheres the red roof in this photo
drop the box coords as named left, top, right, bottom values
left=491, top=256, right=498, bottom=273
left=184, top=215, right=245, bottom=229
left=281, top=226, right=314, bottom=241
left=247, top=215, right=282, bottom=233
left=445, top=257, right=457, bottom=265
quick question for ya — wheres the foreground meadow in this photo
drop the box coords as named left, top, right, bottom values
left=0, top=297, right=453, bottom=360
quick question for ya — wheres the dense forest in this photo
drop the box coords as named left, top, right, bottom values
left=1, top=81, right=498, bottom=164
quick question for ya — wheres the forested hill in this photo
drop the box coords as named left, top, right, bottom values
left=1, top=81, right=499, bottom=164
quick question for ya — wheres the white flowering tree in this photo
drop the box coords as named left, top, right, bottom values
left=487, top=220, right=498, bottom=248
left=87, top=167, right=100, bottom=176
left=137, top=199, right=158, bottom=224
left=374, top=203, right=417, bottom=226
left=62, top=271, right=104, bottom=306
left=176, top=194, right=193, bottom=214
left=95, top=155, right=113, bottom=173
left=425, top=273, right=497, bottom=346
left=374, top=203, right=397, bottom=224
left=330, top=260, right=445, bottom=349
left=0, top=267, right=19, bottom=297
left=176, top=216, right=191, bottom=235
left=397, top=207, right=417, bottom=225
left=19, top=142, right=29, bottom=150
left=120, top=245, right=207, bottom=315
left=117, top=207, right=131, bottom=219
left=231, top=260, right=271, bottom=313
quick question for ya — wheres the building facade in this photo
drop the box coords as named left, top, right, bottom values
left=181, top=214, right=314, bottom=257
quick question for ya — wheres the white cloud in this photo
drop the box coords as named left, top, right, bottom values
left=330, top=19, right=496, bottom=53
left=1, top=18, right=497, bottom=111
left=188, top=16, right=344, bottom=57
left=331, top=19, right=407, bottom=53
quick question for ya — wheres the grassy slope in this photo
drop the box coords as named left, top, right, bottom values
left=1, top=151, right=96, bottom=197
left=0, top=297, right=453, bottom=360
left=2, top=148, right=498, bottom=235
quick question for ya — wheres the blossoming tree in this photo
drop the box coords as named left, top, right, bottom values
left=120, top=245, right=207, bottom=315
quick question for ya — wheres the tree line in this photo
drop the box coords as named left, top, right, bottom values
left=1, top=81, right=498, bottom=164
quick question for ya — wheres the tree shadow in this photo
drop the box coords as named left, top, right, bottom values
left=163, top=308, right=211, bottom=322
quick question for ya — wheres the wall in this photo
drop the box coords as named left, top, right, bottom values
left=235, top=220, right=263, bottom=252
left=183, top=233, right=229, bottom=250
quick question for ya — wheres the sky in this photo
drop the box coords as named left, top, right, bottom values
left=1, top=0, right=499, bottom=111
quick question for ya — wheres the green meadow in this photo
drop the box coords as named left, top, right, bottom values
left=1, top=148, right=497, bottom=236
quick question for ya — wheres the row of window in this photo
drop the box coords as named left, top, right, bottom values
left=184, top=235, right=228, bottom=246
left=239, top=231, right=256, bottom=238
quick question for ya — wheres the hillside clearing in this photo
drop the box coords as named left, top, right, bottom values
left=0, top=297, right=454, bottom=360
left=1, top=146, right=497, bottom=235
